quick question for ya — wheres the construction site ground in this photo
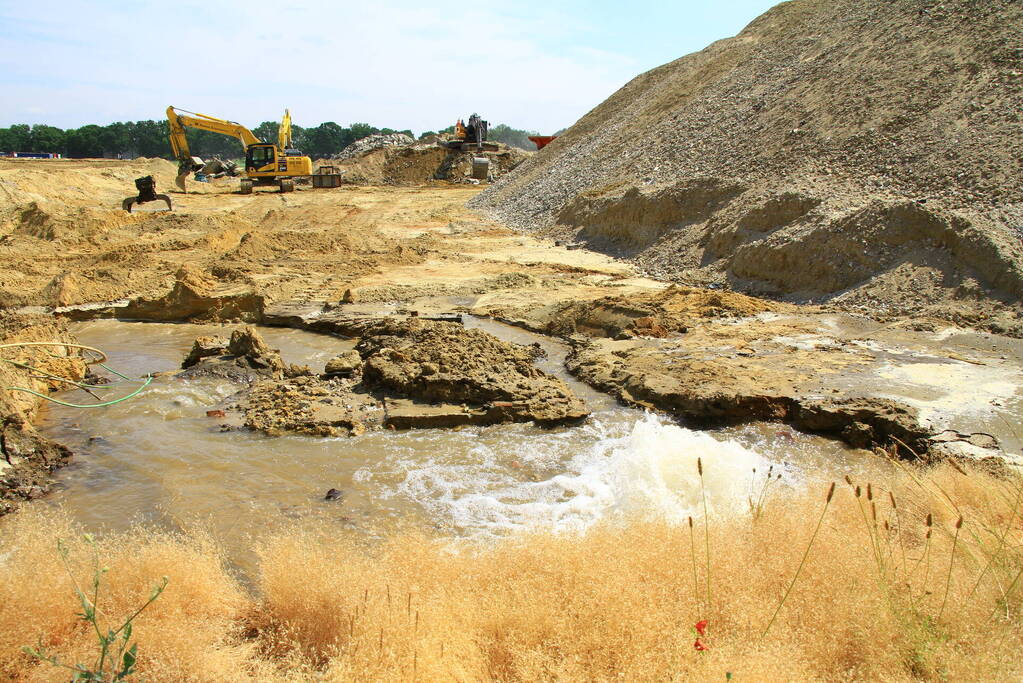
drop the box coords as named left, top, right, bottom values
left=1, top=158, right=1021, bottom=511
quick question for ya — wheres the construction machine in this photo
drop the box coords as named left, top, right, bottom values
left=166, top=106, right=312, bottom=194
left=441, top=113, right=497, bottom=152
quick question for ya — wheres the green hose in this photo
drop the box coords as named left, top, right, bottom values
left=7, top=376, right=153, bottom=408
left=0, top=341, right=151, bottom=408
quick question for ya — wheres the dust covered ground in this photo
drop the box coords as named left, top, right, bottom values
left=0, top=157, right=633, bottom=314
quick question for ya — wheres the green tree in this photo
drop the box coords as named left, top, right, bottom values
left=5, top=124, right=32, bottom=152
left=303, top=122, right=350, bottom=158
left=100, top=122, right=130, bottom=157
left=28, top=125, right=65, bottom=153
left=65, top=125, right=106, bottom=158
left=488, top=123, right=540, bottom=150
left=252, top=121, right=279, bottom=144
left=348, top=123, right=378, bottom=141
left=127, top=120, right=169, bottom=158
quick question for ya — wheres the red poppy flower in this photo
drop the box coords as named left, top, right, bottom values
left=694, top=620, right=708, bottom=636
left=694, top=638, right=708, bottom=651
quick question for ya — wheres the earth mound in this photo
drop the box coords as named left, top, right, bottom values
left=356, top=318, right=588, bottom=425
left=471, top=0, right=1023, bottom=331
left=329, top=136, right=531, bottom=185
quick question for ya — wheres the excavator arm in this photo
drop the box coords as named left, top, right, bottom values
left=278, top=108, right=293, bottom=151
left=166, top=106, right=262, bottom=190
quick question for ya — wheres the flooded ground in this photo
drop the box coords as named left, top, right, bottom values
left=38, top=319, right=885, bottom=573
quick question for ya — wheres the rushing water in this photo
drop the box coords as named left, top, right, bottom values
left=37, top=319, right=882, bottom=569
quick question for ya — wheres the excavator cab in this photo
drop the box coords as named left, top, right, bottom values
left=245, top=144, right=278, bottom=173
left=240, top=143, right=312, bottom=193
left=245, top=144, right=279, bottom=174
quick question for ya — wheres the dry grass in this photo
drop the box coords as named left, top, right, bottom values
left=2, top=461, right=1022, bottom=682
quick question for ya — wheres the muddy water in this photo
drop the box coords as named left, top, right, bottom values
left=39, top=319, right=884, bottom=572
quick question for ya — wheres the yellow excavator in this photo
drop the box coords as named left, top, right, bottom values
left=166, top=106, right=312, bottom=194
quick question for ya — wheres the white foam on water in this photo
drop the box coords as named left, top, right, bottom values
left=393, top=413, right=778, bottom=535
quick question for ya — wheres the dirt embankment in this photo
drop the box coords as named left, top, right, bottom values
left=478, top=284, right=792, bottom=338
left=471, top=0, right=1023, bottom=334
left=0, top=313, right=86, bottom=512
left=329, top=142, right=531, bottom=185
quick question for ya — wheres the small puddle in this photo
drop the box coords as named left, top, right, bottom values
left=37, top=319, right=887, bottom=575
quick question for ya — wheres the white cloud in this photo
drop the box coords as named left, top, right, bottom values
left=0, top=0, right=642, bottom=132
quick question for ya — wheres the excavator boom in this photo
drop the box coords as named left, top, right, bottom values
left=166, top=106, right=261, bottom=159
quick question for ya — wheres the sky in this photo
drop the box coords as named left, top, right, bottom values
left=0, top=0, right=779, bottom=134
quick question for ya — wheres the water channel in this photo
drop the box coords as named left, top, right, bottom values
left=37, top=319, right=886, bottom=573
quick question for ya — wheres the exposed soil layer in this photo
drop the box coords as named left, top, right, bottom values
left=0, top=313, right=86, bottom=513
left=476, top=284, right=794, bottom=338
left=325, top=141, right=531, bottom=186
left=470, top=0, right=1023, bottom=334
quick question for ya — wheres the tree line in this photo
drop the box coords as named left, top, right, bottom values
left=0, top=119, right=543, bottom=160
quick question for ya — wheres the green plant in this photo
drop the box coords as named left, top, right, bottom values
left=23, top=535, right=167, bottom=682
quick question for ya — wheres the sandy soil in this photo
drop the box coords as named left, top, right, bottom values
left=0, top=158, right=649, bottom=314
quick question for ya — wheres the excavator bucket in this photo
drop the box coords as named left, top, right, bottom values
left=175, top=157, right=205, bottom=192
left=122, top=194, right=172, bottom=213
left=123, top=176, right=173, bottom=213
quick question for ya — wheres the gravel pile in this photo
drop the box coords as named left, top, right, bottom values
left=470, top=0, right=1023, bottom=330
left=332, top=133, right=416, bottom=161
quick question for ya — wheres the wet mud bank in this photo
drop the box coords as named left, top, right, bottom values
left=0, top=313, right=86, bottom=513
left=5, top=271, right=1022, bottom=520
left=184, top=320, right=588, bottom=438
left=564, top=311, right=1023, bottom=465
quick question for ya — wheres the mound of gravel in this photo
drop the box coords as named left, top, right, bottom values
left=332, top=133, right=415, bottom=161
left=471, top=0, right=1023, bottom=330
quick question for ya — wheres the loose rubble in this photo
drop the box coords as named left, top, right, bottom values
left=183, top=322, right=589, bottom=437
left=331, top=133, right=416, bottom=161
